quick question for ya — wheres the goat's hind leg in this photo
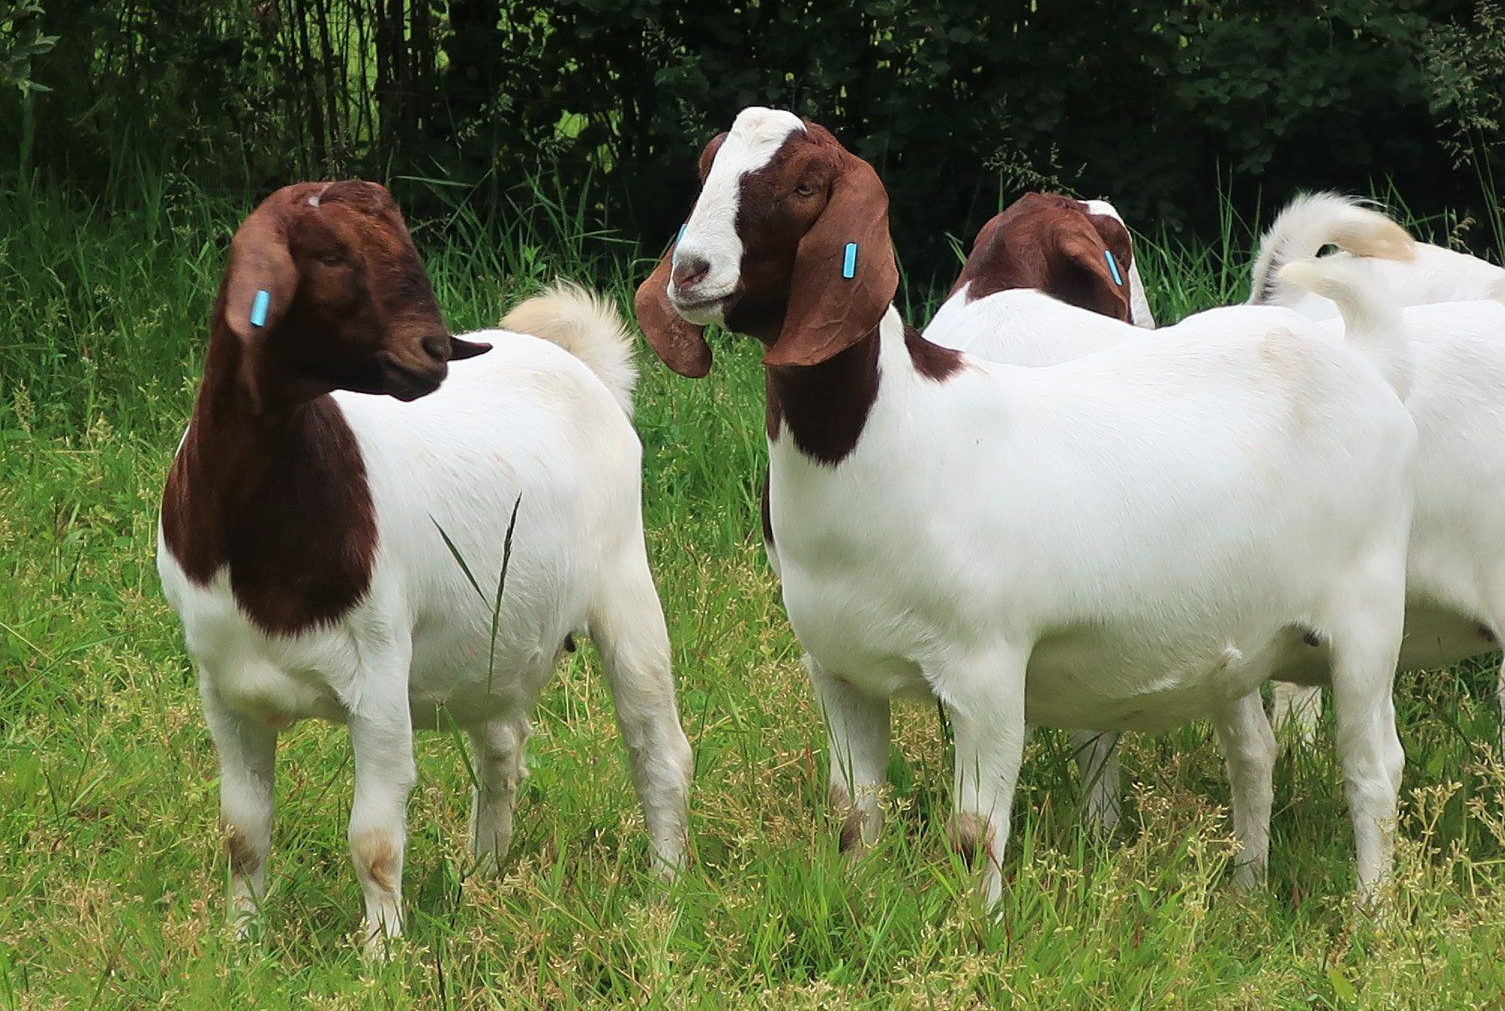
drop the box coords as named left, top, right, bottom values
left=589, top=550, right=693, bottom=875
left=468, top=718, right=530, bottom=875
left=1271, top=682, right=1323, bottom=746
left=1069, top=729, right=1122, bottom=834
left=1322, top=567, right=1407, bottom=903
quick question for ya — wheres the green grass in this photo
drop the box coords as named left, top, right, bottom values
left=2, top=172, right=1505, bottom=1010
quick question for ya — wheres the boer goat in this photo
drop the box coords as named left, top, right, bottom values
left=925, top=191, right=1160, bottom=831
left=637, top=108, right=1415, bottom=906
left=1248, top=193, right=1505, bottom=743
left=159, top=181, right=692, bottom=951
left=929, top=191, right=1156, bottom=343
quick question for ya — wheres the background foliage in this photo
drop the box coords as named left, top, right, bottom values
left=3, top=0, right=1503, bottom=282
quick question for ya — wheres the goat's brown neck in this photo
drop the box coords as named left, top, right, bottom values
left=764, top=311, right=963, bottom=466
left=161, top=319, right=378, bottom=636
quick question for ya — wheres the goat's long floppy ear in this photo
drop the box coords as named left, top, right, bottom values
left=634, top=243, right=712, bottom=378
left=1079, top=211, right=1134, bottom=322
left=220, top=205, right=299, bottom=411
left=763, top=150, right=898, bottom=368
left=223, top=207, right=298, bottom=344
left=633, top=132, right=727, bottom=379
left=1052, top=234, right=1132, bottom=322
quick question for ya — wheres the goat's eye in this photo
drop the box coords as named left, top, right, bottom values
left=316, top=250, right=344, bottom=268
left=793, top=182, right=816, bottom=198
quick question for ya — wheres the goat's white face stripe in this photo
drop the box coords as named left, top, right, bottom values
left=671, top=107, right=804, bottom=323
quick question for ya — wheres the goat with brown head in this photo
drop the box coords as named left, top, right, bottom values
left=635, top=109, right=900, bottom=378
left=950, top=192, right=1136, bottom=323
left=163, top=188, right=693, bottom=952
left=218, top=180, right=488, bottom=412
left=164, top=180, right=488, bottom=634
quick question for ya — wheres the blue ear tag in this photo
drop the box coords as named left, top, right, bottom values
left=249, top=289, right=271, bottom=327
left=842, top=242, right=858, bottom=279
left=1104, top=250, right=1124, bottom=286
left=671, top=224, right=686, bottom=265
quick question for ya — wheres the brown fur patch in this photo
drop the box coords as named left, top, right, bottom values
left=828, top=784, right=866, bottom=854
left=948, top=812, right=995, bottom=866
left=903, top=322, right=964, bottom=381
left=224, top=825, right=261, bottom=876
left=353, top=830, right=400, bottom=893
left=951, top=192, right=1133, bottom=322
left=765, top=326, right=881, bottom=465
left=162, top=390, right=378, bottom=635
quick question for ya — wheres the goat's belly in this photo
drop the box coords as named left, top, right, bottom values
left=1023, top=626, right=1299, bottom=733
left=1265, top=601, right=1499, bottom=688
left=405, top=627, right=568, bottom=731
left=1395, top=601, right=1498, bottom=673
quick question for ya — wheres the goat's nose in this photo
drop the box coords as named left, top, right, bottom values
left=421, top=334, right=450, bottom=363
left=671, top=253, right=710, bottom=291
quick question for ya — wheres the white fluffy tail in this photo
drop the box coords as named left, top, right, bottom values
left=501, top=281, right=637, bottom=417
left=1279, top=257, right=1412, bottom=401
left=1249, top=193, right=1415, bottom=306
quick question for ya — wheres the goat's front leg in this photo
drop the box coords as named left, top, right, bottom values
left=201, top=679, right=278, bottom=937
left=347, top=689, right=416, bottom=954
left=810, top=657, right=890, bottom=856
left=934, top=645, right=1029, bottom=910
left=1211, top=689, right=1278, bottom=888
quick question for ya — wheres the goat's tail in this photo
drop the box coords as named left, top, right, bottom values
left=1278, top=257, right=1412, bottom=402
left=501, top=281, right=637, bottom=417
left=1249, top=193, right=1415, bottom=306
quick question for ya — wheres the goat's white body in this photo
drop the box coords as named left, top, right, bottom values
left=777, top=307, right=1411, bottom=729
left=928, top=292, right=1505, bottom=685
left=160, top=311, right=691, bottom=947
left=671, top=108, right=1413, bottom=905
left=1251, top=192, right=1505, bottom=323
left=1266, top=303, right=1505, bottom=718
left=163, top=338, right=628, bottom=729
left=1270, top=247, right=1505, bottom=322
left=771, top=306, right=1414, bottom=901
left=926, top=286, right=1146, bottom=364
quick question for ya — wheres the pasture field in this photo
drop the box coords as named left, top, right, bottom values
left=2, top=175, right=1504, bottom=1010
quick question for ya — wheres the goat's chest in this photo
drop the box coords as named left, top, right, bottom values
left=159, top=554, right=353, bottom=726
left=768, top=440, right=983, bottom=698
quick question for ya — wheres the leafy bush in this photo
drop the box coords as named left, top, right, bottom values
left=3, top=1, right=1501, bottom=276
